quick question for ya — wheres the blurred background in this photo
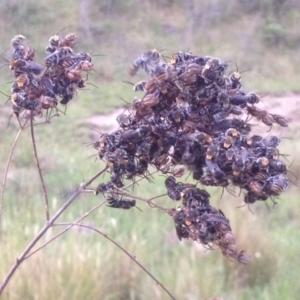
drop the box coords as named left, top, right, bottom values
left=0, top=0, right=300, bottom=299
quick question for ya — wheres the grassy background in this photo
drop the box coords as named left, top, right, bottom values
left=0, top=1, right=300, bottom=299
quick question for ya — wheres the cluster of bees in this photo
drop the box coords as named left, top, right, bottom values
left=92, top=49, right=289, bottom=263
left=167, top=180, right=249, bottom=264
left=7, top=33, right=92, bottom=122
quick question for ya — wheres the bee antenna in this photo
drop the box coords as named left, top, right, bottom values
left=85, top=82, right=98, bottom=89
left=6, top=115, right=13, bottom=128
left=0, top=55, right=9, bottom=63
left=234, top=61, right=239, bottom=73
left=56, top=26, right=69, bottom=35
left=287, top=176, right=298, bottom=187
left=0, top=90, right=10, bottom=97
left=122, top=80, right=134, bottom=86
left=91, top=54, right=105, bottom=57
left=119, top=97, right=131, bottom=106
left=135, top=205, right=143, bottom=212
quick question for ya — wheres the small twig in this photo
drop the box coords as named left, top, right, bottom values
left=30, top=114, right=50, bottom=220
left=0, top=123, right=27, bottom=233
left=0, top=165, right=108, bottom=295
left=24, top=199, right=107, bottom=260
left=54, top=222, right=177, bottom=300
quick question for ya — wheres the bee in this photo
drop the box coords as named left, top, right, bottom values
left=59, top=33, right=77, bottom=48
left=232, top=148, right=248, bottom=176
left=46, top=34, right=60, bottom=54
left=247, top=135, right=263, bottom=147
left=271, top=114, right=288, bottom=127
left=165, top=176, right=181, bottom=201
left=106, top=195, right=138, bottom=210
left=254, top=171, right=269, bottom=182
left=223, top=135, right=233, bottom=149
left=173, top=209, right=190, bottom=241
left=247, top=106, right=274, bottom=127
left=39, top=95, right=58, bottom=110
left=11, top=103, right=23, bottom=118
left=60, top=83, right=77, bottom=104
left=133, top=81, right=147, bottom=92
left=10, top=35, right=28, bottom=60
left=227, top=70, right=242, bottom=89
left=182, top=187, right=210, bottom=208
left=268, top=159, right=287, bottom=176
left=262, top=136, right=280, bottom=147
left=45, top=47, right=73, bottom=68
left=179, top=63, right=203, bottom=85
left=263, top=174, right=288, bottom=196
left=125, top=159, right=137, bottom=178
left=247, top=93, right=260, bottom=104
left=248, top=180, right=263, bottom=195
left=110, top=168, right=124, bottom=188
left=206, top=143, right=220, bottom=160
left=129, top=49, right=161, bottom=76
left=200, top=173, right=219, bottom=186
left=170, top=51, right=195, bottom=64
left=217, top=91, right=230, bottom=108
left=205, top=159, right=225, bottom=181
left=136, top=158, right=148, bottom=175
left=94, top=182, right=117, bottom=195
left=244, top=193, right=256, bottom=204
left=172, top=167, right=185, bottom=178
left=116, top=112, right=134, bottom=129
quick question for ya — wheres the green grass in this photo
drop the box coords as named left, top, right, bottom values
left=1, top=1, right=300, bottom=299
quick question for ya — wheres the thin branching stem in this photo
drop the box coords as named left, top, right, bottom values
left=0, top=122, right=27, bottom=233
left=24, top=198, right=107, bottom=260
left=0, top=165, right=108, bottom=296
left=30, top=114, right=50, bottom=220
left=54, top=222, right=177, bottom=300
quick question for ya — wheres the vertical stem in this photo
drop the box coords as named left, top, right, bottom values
left=0, top=127, right=24, bottom=233
left=30, top=115, right=50, bottom=221
left=0, top=166, right=108, bottom=295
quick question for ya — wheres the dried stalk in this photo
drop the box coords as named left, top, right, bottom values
left=30, top=114, right=50, bottom=220
left=0, top=123, right=27, bottom=233
left=0, top=166, right=108, bottom=295
left=54, top=222, right=177, bottom=300
left=24, top=198, right=108, bottom=260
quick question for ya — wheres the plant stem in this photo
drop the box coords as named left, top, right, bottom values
left=24, top=199, right=107, bottom=260
left=0, top=125, right=26, bottom=234
left=30, top=115, right=50, bottom=220
left=54, top=222, right=177, bottom=300
left=0, top=166, right=108, bottom=295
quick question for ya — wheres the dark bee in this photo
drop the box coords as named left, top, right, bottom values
left=94, top=182, right=117, bottom=195
left=59, top=83, right=77, bottom=104
left=248, top=180, right=263, bottom=196
left=45, top=46, right=73, bottom=68
left=271, top=114, right=288, bottom=127
left=205, top=159, right=225, bottom=181
left=262, top=136, right=280, bottom=147
left=59, top=33, right=77, bottom=48
left=129, top=49, right=161, bottom=76
left=263, top=174, right=288, bottom=196
left=206, top=143, right=220, bottom=160
left=46, top=34, right=60, bottom=54
left=268, top=159, right=287, bottom=176
left=106, top=195, right=137, bottom=210
left=165, top=176, right=181, bottom=201
left=117, top=112, right=135, bottom=129
left=172, top=209, right=190, bottom=241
